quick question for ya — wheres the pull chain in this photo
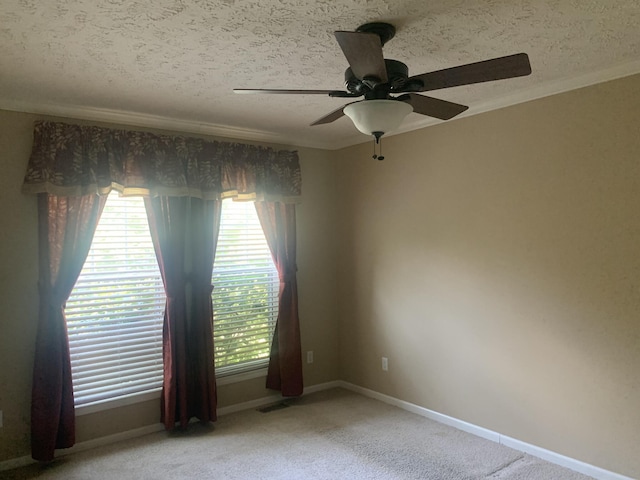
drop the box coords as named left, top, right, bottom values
left=372, top=132, right=385, bottom=161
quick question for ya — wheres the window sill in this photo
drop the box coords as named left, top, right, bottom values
left=75, top=389, right=162, bottom=416
left=75, top=368, right=268, bottom=416
left=216, top=367, right=267, bottom=386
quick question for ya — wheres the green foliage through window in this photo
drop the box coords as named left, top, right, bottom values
left=212, top=200, right=279, bottom=375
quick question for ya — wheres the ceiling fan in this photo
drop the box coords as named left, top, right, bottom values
left=235, top=22, right=531, bottom=148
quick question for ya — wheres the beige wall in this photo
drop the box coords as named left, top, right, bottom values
left=2, top=74, right=639, bottom=477
left=0, top=110, right=340, bottom=461
left=335, top=74, right=640, bottom=478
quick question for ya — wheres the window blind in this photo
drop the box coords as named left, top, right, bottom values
left=65, top=193, right=165, bottom=406
left=212, top=200, right=279, bottom=376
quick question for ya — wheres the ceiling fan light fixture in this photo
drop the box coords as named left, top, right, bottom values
left=343, top=100, right=413, bottom=137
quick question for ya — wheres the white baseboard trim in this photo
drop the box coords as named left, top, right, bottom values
left=65, top=423, right=166, bottom=456
left=216, top=393, right=283, bottom=416
left=336, top=381, right=634, bottom=480
left=216, top=380, right=342, bottom=416
left=337, top=381, right=501, bottom=443
left=4, top=380, right=631, bottom=479
left=498, top=434, right=634, bottom=480
left=0, top=380, right=341, bottom=472
left=303, top=380, right=343, bottom=395
left=0, top=454, right=35, bottom=471
left=0, top=423, right=165, bottom=472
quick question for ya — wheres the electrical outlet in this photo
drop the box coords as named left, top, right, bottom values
left=381, top=357, right=389, bottom=372
left=307, top=351, right=314, bottom=364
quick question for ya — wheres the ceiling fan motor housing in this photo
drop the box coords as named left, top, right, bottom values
left=345, top=59, right=411, bottom=97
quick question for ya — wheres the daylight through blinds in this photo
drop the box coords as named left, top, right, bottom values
left=65, top=193, right=165, bottom=406
left=212, top=200, right=279, bottom=375
left=65, top=195, right=279, bottom=407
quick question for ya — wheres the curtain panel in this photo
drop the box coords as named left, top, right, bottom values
left=23, top=121, right=302, bottom=203
left=144, top=196, right=221, bottom=429
left=31, top=193, right=108, bottom=461
left=255, top=202, right=304, bottom=397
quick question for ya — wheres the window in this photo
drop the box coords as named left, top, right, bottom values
left=65, top=193, right=165, bottom=406
left=65, top=194, right=278, bottom=407
left=212, top=200, right=279, bottom=376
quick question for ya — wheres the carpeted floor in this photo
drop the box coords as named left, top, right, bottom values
left=2, top=388, right=594, bottom=479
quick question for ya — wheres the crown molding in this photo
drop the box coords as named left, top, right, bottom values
left=1, top=58, right=639, bottom=152
left=0, top=99, right=336, bottom=150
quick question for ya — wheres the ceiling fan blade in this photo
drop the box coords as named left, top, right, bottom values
left=234, top=89, right=345, bottom=95
left=310, top=101, right=359, bottom=126
left=398, top=93, right=468, bottom=120
left=410, top=53, right=532, bottom=92
left=334, top=31, right=388, bottom=83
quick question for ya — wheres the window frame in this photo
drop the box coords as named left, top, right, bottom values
left=69, top=194, right=279, bottom=414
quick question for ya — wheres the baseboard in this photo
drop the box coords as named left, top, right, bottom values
left=0, top=423, right=165, bottom=472
left=337, top=381, right=634, bottom=480
left=0, top=380, right=341, bottom=472
left=5, top=379, right=630, bottom=479
left=215, top=380, right=341, bottom=416
left=0, top=454, right=34, bottom=472
left=216, top=393, right=284, bottom=416
left=303, top=380, right=343, bottom=395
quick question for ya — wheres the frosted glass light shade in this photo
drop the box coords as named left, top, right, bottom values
left=344, top=100, right=413, bottom=136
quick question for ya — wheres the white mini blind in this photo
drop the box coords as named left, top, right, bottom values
left=65, top=193, right=165, bottom=406
left=212, top=200, right=279, bottom=376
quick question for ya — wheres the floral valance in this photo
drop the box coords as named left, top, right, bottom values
left=22, top=121, right=302, bottom=202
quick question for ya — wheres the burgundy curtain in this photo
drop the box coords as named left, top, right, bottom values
left=31, top=193, right=107, bottom=461
left=255, top=202, right=303, bottom=396
left=145, top=196, right=221, bottom=428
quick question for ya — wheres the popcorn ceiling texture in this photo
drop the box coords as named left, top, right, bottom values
left=0, top=0, right=639, bottom=147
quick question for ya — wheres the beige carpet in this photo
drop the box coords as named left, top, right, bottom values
left=3, top=388, right=594, bottom=479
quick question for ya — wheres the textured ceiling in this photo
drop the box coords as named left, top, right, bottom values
left=1, top=0, right=639, bottom=149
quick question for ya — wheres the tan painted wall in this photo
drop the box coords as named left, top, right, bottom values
left=335, top=74, right=640, bottom=478
left=3, top=74, right=639, bottom=476
left=0, top=110, right=340, bottom=461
